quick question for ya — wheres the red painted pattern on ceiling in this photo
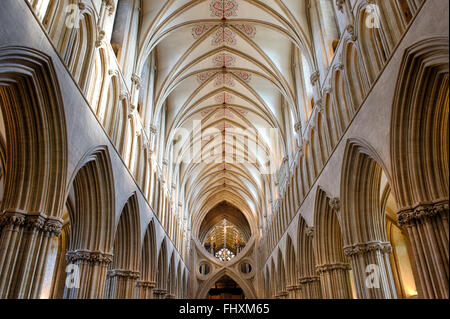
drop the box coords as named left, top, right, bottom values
left=215, top=92, right=234, bottom=104
left=211, top=27, right=237, bottom=46
left=191, top=24, right=215, bottom=40
left=213, top=53, right=236, bottom=67
left=210, top=0, right=239, bottom=19
left=234, top=24, right=256, bottom=38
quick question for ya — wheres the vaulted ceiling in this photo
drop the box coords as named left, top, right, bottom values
left=139, top=0, right=313, bottom=239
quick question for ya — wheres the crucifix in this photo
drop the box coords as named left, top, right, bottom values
left=221, top=219, right=234, bottom=252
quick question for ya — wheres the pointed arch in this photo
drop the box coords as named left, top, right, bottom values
left=285, top=235, right=298, bottom=299
left=63, top=146, right=115, bottom=299
left=155, top=238, right=169, bottom=298
left=139, top=219, right=157, bottom=288
left=343, top=41, right=368, bottom=108
left=0, top=47, right=68, bottom=298
left=313, top=187, right=353, bottom=299
left=390, top=38, right=449, bottom=299
left=0, top=46, right=67, bottom=218
left=340, top=138, right=397, bottom=299
left=196, top=267, right=257, bottom=299
left=106, top=193, right=141, bottom=299
left=297, top=216, right=322, bottom=299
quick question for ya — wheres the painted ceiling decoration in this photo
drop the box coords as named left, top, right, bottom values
left=215, top=92, right=234, bottom=104
left=196, top=70, right=251, bottom=87
left=210, top=0, right=239, bottom=19
left=142, top=0, right=314, bottom=255
left=212, top=53, right=236, bottom=67
left=211, top=25, right=237, bottom=46
left=234, top=24, right=256, bottom=38
left=191, top=24, right=215, bottom=40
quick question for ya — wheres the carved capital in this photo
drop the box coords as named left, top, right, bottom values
left=336, top=0, right=345, bottom=12
left=310, top=70, right=320, bottom=86
left=329, top=197, right=341, bottom=211
left=104, top=0, right=115, bottom=15
left=0, top=211, right=26, bottom=228
left=43, top=217, right=64, bottom=237
left=0, top=211, right=63, bottom=236
left=136, top=281, right=156, bottom=289
left=343, top=241, right=392, bottom=257
left=346, top=25, right=357, bottom=41
left=131, top=73, right=142, bottom=89
left=298, top=276, right=320, bottom=284
left=153, top=289, right=168, bottom=296
left=397, top=200, right=449, bottom=227
left=315, top=98, right=325, bottom=113
left=316, top=262, right=351, bottom=274
left=306, top=227, right=314, bottom=238
left=66, top=250, right=114, bottom=265
left=150, top=125, right=158, bottom=135
left=96, top=30, right=106, bottom=48
left=107, top=269, right=140, bottom=280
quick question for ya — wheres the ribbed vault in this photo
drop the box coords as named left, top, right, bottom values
left=140, top=0, right=314, bottom=250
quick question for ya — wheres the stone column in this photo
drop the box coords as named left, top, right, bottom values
left=64, top=250, right=113, bottom=299
left=136, top=281, right=156, bottom=299
left=397, top=201, right=449, bottom=299
left=105, top=269, right=140, bottom=299
left=344, top=241, right=397, bottom=299
left=316, top=262, right=353, bottom=299
left=0, top=211, right=62, bottom=299
left=298, top=276, right=322, bottom=299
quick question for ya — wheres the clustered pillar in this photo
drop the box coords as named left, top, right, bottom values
left=286, top=284, right=302, bottom=299
left=136, top=281, right=156, bottom=299
left=0, top=211, right=62, bottom=299
left=105, top=269, right=140, bottom=299
left=344, top=242, right=397, bottom=299
left=298, top=276, right=322, bottom=299
left=316, top=263, right=353, bottom=299
left=397, top=200, right=449, bottom=299
left=153, top=288, right=168, bottom=299
left=64, top=250, right=113, bottom=299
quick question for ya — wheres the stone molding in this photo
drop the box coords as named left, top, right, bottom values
left=107, top=269, right=140, bottom=280
left=286, top=284, right=301, bottom=292
left=153, top=289, right=168, bottom=296
left=397, top=200, right=449, bottom=227
left=0, top=211, right=63, bottom=236
left=298, top=276, right=320, bottom=284
left=136, top=281, right=156, bottom=288
left=329, top=197, right=341, bottom=211
left=316, top=262, right=351, bottom=274
left=66, top=250, right=114, bottom=265
left=343, top=241, right=392, bottom=257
